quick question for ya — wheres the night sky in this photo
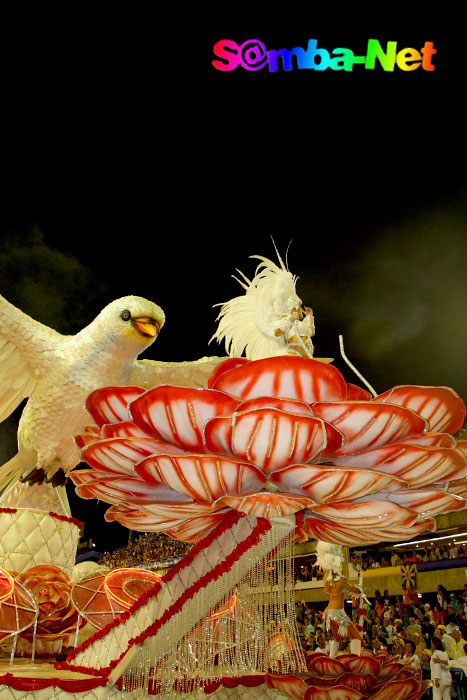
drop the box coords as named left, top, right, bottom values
left=0, top=13, right=464, bottom=551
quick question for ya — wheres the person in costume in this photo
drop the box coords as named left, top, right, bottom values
left=316, top=541, right=363, bottom=658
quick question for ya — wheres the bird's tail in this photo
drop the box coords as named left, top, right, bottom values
left=0, top=453, right=27, bottom=503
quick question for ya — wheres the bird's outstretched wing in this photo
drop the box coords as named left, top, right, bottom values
left=130, top=356, right=226, bottom=390
left=0, top=294, right=64, bottom=421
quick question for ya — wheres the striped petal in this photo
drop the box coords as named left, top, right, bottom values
left=346, top=383, right=373, bottom=401
left=345, top=655, right=381, bottom=676
left=129, top=386, right=240, bottom=450
left=312, top=500, right=418, bottom=528
left=207, top=357, right=251, bottom=388
left=368, top=678, right=426, bottom=700
left=271, top=465, right=406, bottom=502
left=75, top=432, right=100, bottom=448
left=237, top=395, right=314, bottom=416
left=298, top=515, right=435, bottom=546
left=307, top=656, right=346, bottom=677
left=333, top=444, right=467, bottom=488
left=104, top=504, right=188, bottom=531
left=165, top=511, right=232, bottom=543
left=101, top=421, right=155, bottom=439
left=86, top=386, right=145, bottom=427
left=339, top=673, right=377, bottom=694
left=72, top=472, right=187, bottom=506
left=311, top=402, right=428, bottom=455
left=215, top=492, right=315, bottom=518
left=396, top=432, right=457, bottom=448
left=265, top=674, right=308, bottom=700
left=375, top=385, right=466, bottom=433
left=134, top=454, right=266, bottom=501
left=204, top=408, right=336, bottom=474
left=369, top=489, right=466, bottom=518
left=210, top=356, right=348, bottom=403
left=439, top=480, right=467, bottom=497
left=82, top=437, right=186, bottom=475
left=377, top=662, right=404, bottom=681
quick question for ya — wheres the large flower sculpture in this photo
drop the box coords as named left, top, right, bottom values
left=16, top=564, right=81, bottom=644
left=266, top=650, right=429, bottom=700
left=70, top=356, right=467, bottom=545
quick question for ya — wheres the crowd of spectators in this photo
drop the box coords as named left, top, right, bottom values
left=295, top=583, right=467, bottom=664
left=350, top=543, right=467, bottom=571
left=99, top=532, right=191, bottom=569
left=295, top=556, right=324, bottom=582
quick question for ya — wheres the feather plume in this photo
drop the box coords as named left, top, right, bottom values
left=211, top=251, right=314, bottom=360
left=316, top=541, right=344, bottom=576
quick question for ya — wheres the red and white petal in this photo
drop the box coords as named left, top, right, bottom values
left=75, top=433, right=100, bottom=448
left=204, top=408, right=333, bottom=474
left=346, top=383, right=373, bottom=401
left=165, top=510, right=231, bottom=543
left=368, top=678, right=426, bottom=700
left=370, top=489, right=466, bottom=518
left=86, top=386, right=145, bottom=427
left=311, top=402, right=428, bottom=455
left=338, top=673, right=376, bottom=694
left=129, top=386, right=240, bottom=450
left=397, top=432, right=457, bottom=448
left=101, top=421, right=155, bottom=439
left=139, top=500, right=223, bottom=518
left=215, top=492, right=315, bottom=518
left=440, top=480, right=467, bottom=498
left=299, top=517, right=388, bottom=546
left=313, top=500, right=418, bottom=528
left=211, top=356, right=348, bottom=403
left=333, top=444, right=467, bottom=489
left=73, top=473, right=185, bottom=506
left=307, top=656, right=346, bottom=677
left=344, top=656, right=380, bottom=676
left=237, top=395, right=314, bottom=416
left=208, top=358, right=251, bottom=388
left=305, top=686, right=363, bottom=700
left=70, top=469, right=114, bottom=486
left=134, top=454, right=266, bottom=501
left=375, top=385, right=466, bottom=434
left=457, top=441, right=467, bottom=458
left=271, top=465, right=406, bottom=502
left=376, top=662, right=404, bottom=681
left=357, top=517, right=436, bottom=542
left=265, top=674, right=308, bottom=700
left=82, top=437, right=186, bottom=475
left=104, top=504, right=188, bottom=531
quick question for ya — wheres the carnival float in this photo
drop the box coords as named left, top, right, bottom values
left=0, top=251, right=465, bottom=699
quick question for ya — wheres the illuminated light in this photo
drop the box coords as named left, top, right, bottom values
left=393, top=531, right=467, bottom=547
left=0, top=567, right=15, bottom=603
left=210, top=593, right=238, bottom=621
left=104, top=567, right=162, bottom=608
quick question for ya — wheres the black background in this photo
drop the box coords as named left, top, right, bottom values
left=0, top=11, right=464, bottom=551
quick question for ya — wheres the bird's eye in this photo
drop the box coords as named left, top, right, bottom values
left=121, top=310, right=131, bottom=321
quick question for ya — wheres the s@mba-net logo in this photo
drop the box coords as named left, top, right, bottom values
left=212, top=38, right=437, bottom=73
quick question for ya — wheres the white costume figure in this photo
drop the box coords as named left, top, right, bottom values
left=211, top=249, right=323, bottom=361
left=316, top=541, right=363, bottom=658
left=431, top=648, right=452, bottom=700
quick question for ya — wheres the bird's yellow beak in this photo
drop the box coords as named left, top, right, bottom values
left=132, top=317, right=161, bottom=338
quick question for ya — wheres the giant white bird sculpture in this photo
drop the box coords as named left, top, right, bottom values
left=0, top=293, right=222, bottom=497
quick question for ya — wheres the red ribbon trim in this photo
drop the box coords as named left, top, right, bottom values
left=49, top=511, right=83, bottom=528
left=57, top=513, right=272, bottom=678
left=0, top=507, right=17, bottom=514
left=0, top=672, right=107, bottom=691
